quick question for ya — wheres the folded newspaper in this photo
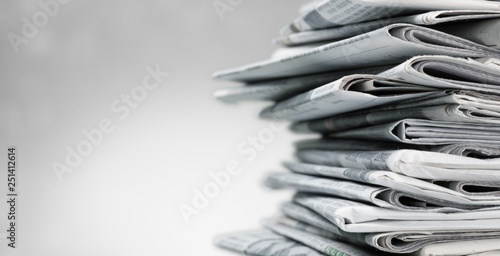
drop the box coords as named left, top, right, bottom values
left=214, top=25, right=500, bottom=82
left=284, top=162, right=500, bottom=199
left=291, top=90, right=500, bottom=133
left=295, top=138, right=500, bottom=158
left=275, top=11, right=500, bottom=46
left=328, top=119, right=500, bottom=145
left=297, top=149, right=500, bottom=181
left=379, top=55, right=500, bottom=94
left=417, top=238, right=500, bottom=256
left=259, top=74, right=437, bottom=121
left=293, top=193, right=500, bottom=233
left=213, top=65, right=394, bottom=103
left=214, top=229, right=325, bottom=256
left=262, top=220, right=385, bottom=256
left=260, top=56, right=500, bottom=122
left=265, top=172, right=500, bottom=210
left=281, top=0, right=500, bottom=34
left=276, top=204, right=500, bottom=254
left=434, top=18, right=500, bottom=50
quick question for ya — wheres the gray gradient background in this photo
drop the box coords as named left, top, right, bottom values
left=0, top=0, right=311, bottom=255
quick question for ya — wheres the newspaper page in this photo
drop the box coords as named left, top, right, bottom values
left=262, top=220, right=383, bottom=256
left=417, top=238, right=500, bottom=256
left=259, top=75, right=436, bottom=121
left=213, top=65, right=394, bottom=103
left=467, top=252, right=500, bottom=256
left=264, top=172, right=500, bottom=210
left=329, top=119, right=500, bottom=145
left=373, top=89, right=500, bottom=112
left=379, top=55, right=500, bottom=95
left=284, top=162, right=500, bottom=204
left=369, top=231, right=500, bottom=255
left=280, top=0, right=500, bottom=34
left=264, top=172, right=391, bottom=206
left=438, top=181, right=500, bottom=197
left=276, top=11, right=500, bottom=46
left=476, top=57, right=500, bottom=70
left=435, top=18, right=500, bottom=50
left=431, top=144, right=500, bottom=158
left=264, top=172, right=487, bottom=211
left=295, top=138, right=413, bottom=151
left=296, top=149, right=500, bottom=181
left=271, top=215, right=346, bottom=242
left=280, top=202, right=366, bottom=244
left=214, top=25, right=500, bottom=82
left=270, top=44, right=322, bottom=60
left=295, top=138, right=500, bottom=159
left=260, top=55, right=500, bottom=122
left=293, top=104, right=500, bottom=133
left=293, top=193, right=500, bottom=233
left=275, top=213, right=500, bottom=254
left=291, top=90, right=500, bottom=133
left=214, top=229, right=325, bottom=256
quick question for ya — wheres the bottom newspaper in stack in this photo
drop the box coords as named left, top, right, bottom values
left=215, top=148, right=500, bottom=255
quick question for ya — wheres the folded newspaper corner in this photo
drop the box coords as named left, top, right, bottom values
left=212, top=0, right=500, bottom=255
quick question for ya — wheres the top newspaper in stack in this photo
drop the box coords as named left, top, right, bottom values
left=280, top=0, right=500, bottom=34
left=213, top=24, right=500, bottom=82
left=275, top=10, right=500, bottom=46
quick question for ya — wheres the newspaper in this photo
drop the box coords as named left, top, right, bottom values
left=431, top=143, right=500, bottom=158
left=291, top=90, right=500, bottom=133
left=477, top=57, right=500, bottom=70
left=275, top=11, right=500, bottom=46
left=295, top=138, right=413, bottom=151
left=469, top=252, right=500, bottom=256
left=270, top=44, right=322, bottom=60
left=283, top=162, right=500, bottom=204
left=293, top=193, right=500, bottom=233
left=270, top=215, right=345, bottom=242
left=260, top=55, right=500, bottom=122
left=259, top=75, right=437, bottom=121
left=214, top=24, right=500, bottom=82
left=262, top=220, right=382, bottom=256
left=265, top=172, right=500, bottom=210
left=295, top=138, right=500, bottom=159
left=435, top=18, right=500, bottom=50
left=436, top=181, right=500, bottom=197
left=214, top=229, right=324, bottom=256
left=274, top=211, right=500, bottom=254
left=213, top=65, right=394, bottom=103
left=417, top=238, right=500, bottom=256
left=280, top=0, right=500, bottom=34
left=379, top=55, right=500, bottom=95
left=280, top=202, right=366, bottom=244
left=296, top=149, right=500, bottom=181
left=329, top=119, right=500, bottom=145
left=264, top=172, right=492, bottom=211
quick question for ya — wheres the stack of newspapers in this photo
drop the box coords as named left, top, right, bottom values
left=213, top=0, right=500, bottom=255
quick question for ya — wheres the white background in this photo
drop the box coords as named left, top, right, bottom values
left=0, top=0, right=313, bottom=255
